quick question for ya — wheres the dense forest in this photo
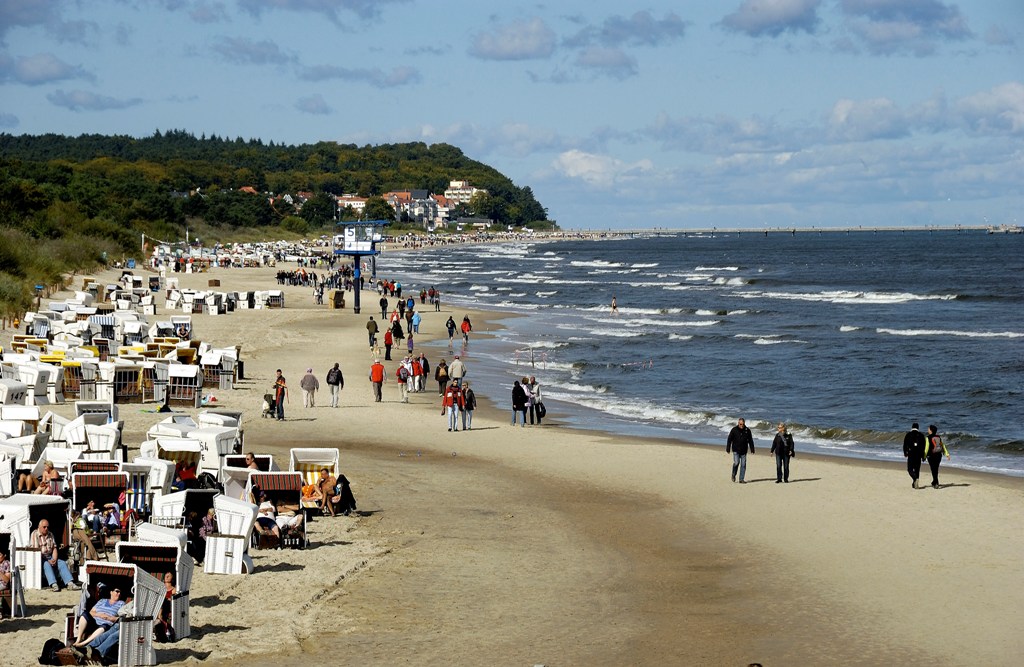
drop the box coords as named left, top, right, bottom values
left=0, top=130, right=552, bottom=319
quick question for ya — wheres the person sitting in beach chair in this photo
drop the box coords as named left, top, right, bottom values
left=316, top=468, right=337, bottom=517
left=73, top=585, right=124, bottom=647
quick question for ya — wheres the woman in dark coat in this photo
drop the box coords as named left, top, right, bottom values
left=511, top=380, right=528, bottom=426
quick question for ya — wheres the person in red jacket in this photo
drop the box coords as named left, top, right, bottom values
left=441, top=384, right=465, bottom=432
left=368, top=359, right=386, bottom=402
left=383, top=328, right=393, bottom=360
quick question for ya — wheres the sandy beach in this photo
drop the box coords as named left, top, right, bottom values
left=2, top=261, right=1022, bottom=667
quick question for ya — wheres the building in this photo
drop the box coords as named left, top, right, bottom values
left=443, top=180, right=487, bottom=205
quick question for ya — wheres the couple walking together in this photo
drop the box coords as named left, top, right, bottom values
left=726, top=419, right=795, bottom=484
left=903, top=422, right=951, bottom=489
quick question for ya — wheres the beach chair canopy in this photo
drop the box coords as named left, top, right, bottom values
left=245, top=471, right=302, bottom=504
left=0, top=494, right=71, bottom=545
left=289, top=447, right=340, bottom=488
left=71, top=471, right=129, bottom=512
left=80, top=561, right=164, bottom=621
left=134, top=521, right=187, bottom=551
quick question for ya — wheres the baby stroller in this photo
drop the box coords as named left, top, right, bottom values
left=262, top=392, right=276, bottom=418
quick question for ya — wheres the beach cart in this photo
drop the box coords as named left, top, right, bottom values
left=0, top=494, right=71, bottom=589
left=117, top=522, right=194, bottom=639
left=203, top=494, right=256, bottom=575
left=67, top=562, right=164, bottom=666
left=0, top=532, right=27, bottom=618
left=245, top=471, right=307, bottom=549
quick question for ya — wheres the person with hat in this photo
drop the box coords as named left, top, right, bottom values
left=300, top=368, right=320, bottom=408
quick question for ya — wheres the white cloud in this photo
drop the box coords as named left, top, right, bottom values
left=954, top=82, right=1024, bottom=134
left=551, top=149, right=653, bottom=188
left=720, top=0, right=822, bottom=37
left=469, top=17, right=557, bottom=61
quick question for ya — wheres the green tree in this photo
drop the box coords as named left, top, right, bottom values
left=299, top=192, right=336, bottom=227
left=362, top=196, right=396, bottom=222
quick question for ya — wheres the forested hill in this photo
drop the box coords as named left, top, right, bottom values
left=0, top=130, right=550, bottom=318
left=0, top=130, right=550, bottom=230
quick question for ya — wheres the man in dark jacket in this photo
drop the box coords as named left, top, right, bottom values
left=726, top=418, right=755, bottom=483
left=903, top=422, right=927, bottom=489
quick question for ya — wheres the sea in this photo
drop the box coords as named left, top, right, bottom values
left=377, top=230, right=1024, bottom=477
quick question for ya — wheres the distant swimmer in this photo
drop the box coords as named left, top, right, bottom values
left=611, top=296, right=618, bottom=314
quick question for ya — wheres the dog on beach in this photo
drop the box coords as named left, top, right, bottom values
left=261, top=393, right=275, bottom=418
left=370, top=342, right=383, bottom=358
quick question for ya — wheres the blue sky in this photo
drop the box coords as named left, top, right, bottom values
left=1, top=1, right=1021, bottom=230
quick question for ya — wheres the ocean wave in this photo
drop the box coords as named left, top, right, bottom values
left=631, top=262, right=659, bottom=268
left=877, top=328, right=1023, bottom=338
left=589, top=329, right=642, bottom=337
left=839, top=325, right=861, bottom=332
left=753, top=338, right=807, bottom=345
left=593, top=317, right=721, bottom=327
left=469, top=285, right=490, bottom=291
left=572, top=305, right=686, bottom=315
left=736, top=289, right=957, bottom=304
left=668, top=334, right=693, bottom=341
left=695, top=266, right=739, bottom=271
left=570, top=259, right=623, bottom=268
left=535, top=291, right=558, bottom=297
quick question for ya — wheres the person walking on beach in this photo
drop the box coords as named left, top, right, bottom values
left=368, top=359, right=386, bottom=402
left=396, top=360, right=411, bottom=403
left=407, top=332, right=415, bottom=354
left=273, top=369, right=289, bottom=421
left=434, top=359, right=450, bottom=396
left=366, top=316, right=379, bottom=348
left=726, top=418, right=754, bottom=483
left=383, top=328, right=393, bottom=360
left=903, top=422, right=927, bottom=489
left=300, top=368, right=319, bottom=408
left=417, top=353, right=430, bottom=392
left=445, top=316, right=457, bottom=348
left=924, top=424, right=951, bottom=488
left=770, top=422, right=795, bottom=483
left=461, top=316, right=473, bottom=344
left=325, top=363, right=343, bottom=408
left=462, top=381, right=477, bottom=430
left=448, top=355, right=467, bottom=387
left=379, top=296, right=388, bottom=320
left=512, top=380, right=528, bottom=427
left=441, top=383, right=465, bottom=431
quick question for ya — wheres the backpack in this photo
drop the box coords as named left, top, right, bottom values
left=38, top=638, right=67, bottom=666
left=326, top=368, right=340, bottom=385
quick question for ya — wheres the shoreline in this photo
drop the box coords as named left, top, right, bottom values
left=1, top=263, right=1021, bottom=666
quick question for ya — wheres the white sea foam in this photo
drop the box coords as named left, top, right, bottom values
left=536, top=291, right=558, bottom=297
left=631, top=262, right=659, bottom=268
left=570, top=260, right=623, bottom=268
left=695, top=266, right=739, bottom=271
left=839, top=325, right=861, bottom=332
left=593, top=317, right=720, bottom=328
left=668, top=334, right=693, bottom=341
left=735, top=289, right=956, bottom=304
left=589, top=329, right=641, bottom=337
left=877, top=328, right=1023, bottom=338
left=753, top=338, right=807, bottom=345
left=469, top=285, right=490, bottom=291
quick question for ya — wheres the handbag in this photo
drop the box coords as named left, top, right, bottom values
left=536, top=402, right=547, bottom=418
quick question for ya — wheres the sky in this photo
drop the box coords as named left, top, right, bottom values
left=1, top=1, right=1022, bottom=230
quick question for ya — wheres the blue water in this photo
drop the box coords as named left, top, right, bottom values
left=380, top=231, right=1024, bottom=476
